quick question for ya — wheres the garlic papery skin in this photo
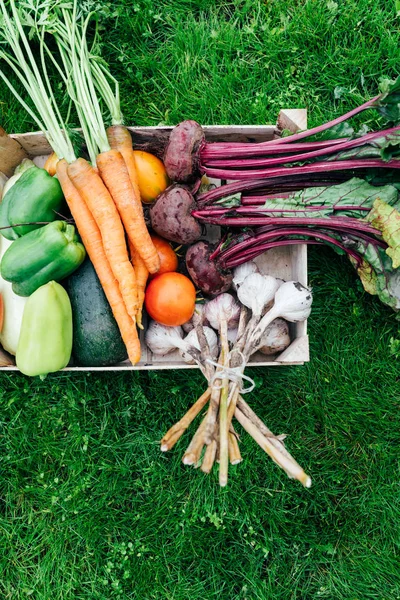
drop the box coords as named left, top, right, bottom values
left=145, top=321, right=186, bottom=356
left=182, top=303, right=209, bottom=333
left=204, top=293, right=240, bottom=330
left=257, top=319, right=290, bottom=356
left=273, top=281, right=313, bottom=322
left=237, top=273, right=279, bottom=317
left=227, top=327, right=239, bottom=346
left=248, top=281, right=312, bottom=353
left=232, top=261, right=259, bottom=291
left=180, top=326, right=219, bottom=364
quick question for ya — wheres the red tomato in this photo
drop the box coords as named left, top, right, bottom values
left=149, top=235, right=178, bottom=280
left=145, top=272, right=196, bottom=326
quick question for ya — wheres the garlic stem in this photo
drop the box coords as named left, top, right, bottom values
left=204, top=347, right=224, bottom=445
left=180, top=327, right=218, bottom=365
left=204, top=293, right=240, bottom=330
left=182, top=416, right=207, bottom=465
left=237, top=396, right=293, bottom=461
left=200, top=439, right=218, bottom=473
left=247, top=281, right=313, bottom=353
left=234, top=407, right=311, bottom=487
left=228, top=432, right=242, bottom=465
left=226, top=385, right=240, bottom=425
left=245, top=306, right=280, bottom=354
left=160, top=388, right=211, bottom=451
left=219, top=318, right=230, bottom=487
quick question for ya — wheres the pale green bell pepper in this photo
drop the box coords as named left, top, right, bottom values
left=16, top=281, right=73, bottom=378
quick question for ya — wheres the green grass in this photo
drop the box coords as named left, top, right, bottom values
left=1, top=0, right=400, bottom=598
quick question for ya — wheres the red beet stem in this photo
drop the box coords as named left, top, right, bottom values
left=192, top=214, right=382, bottom=236
left=194, top=205, right=372, bottom=216
left=201, top=138, right=348, bottom=159
left=223, top=239, right=362, bottom=268
left=224, top=241, right=325, bottom=267
left=197, top=173, right=356, bottom=205
left=202, top=127, right=400, bottom=168
left=257, top=96, right=379, bottom=146
left=241, top=192, right=293, bottom=204
left=202, top=158, right=400, bottom=180
left=202, top=126, right=400, bottom=168
left=217, top=226, right=377, bottom=263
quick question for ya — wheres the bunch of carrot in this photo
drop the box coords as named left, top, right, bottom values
left=0, top=0, right=158, bottom=364
left=50, top=5, right=161, bottom=364
left=57, top=146, right=156, bottom=365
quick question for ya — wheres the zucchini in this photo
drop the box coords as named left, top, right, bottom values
left=66, top=258, right=128, bottom=366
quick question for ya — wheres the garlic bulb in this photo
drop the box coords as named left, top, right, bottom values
left=227, top=327, right=238, bottom=345
left=145, top=321, right=185, bottom=356
left=250, top=281, right=312, bottom=351
left=273, top=281, right=313, bottom=322
left=232, top=261, right=259, bottom=291
left=182, top=303, right=209, bottom=333
left=238, top=273, right=279, bottom=317
left=204, top=293, right=240, bottom=330
left=180, top=327, right=218, bottom=364
left=258, top=319, right=290, bottom=356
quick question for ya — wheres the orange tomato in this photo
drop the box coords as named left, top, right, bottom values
left=145, top=272, right=196, bottom=326
left=149, top=234, right=178, bottom=280
left=133, top=150, right=169, bottom=204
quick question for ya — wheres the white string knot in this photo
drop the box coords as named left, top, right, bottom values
left=206, top=349, right=255, bottom=394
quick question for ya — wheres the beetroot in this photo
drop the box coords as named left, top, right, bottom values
left=186, top=241, right=233, bottom=297
left=164, top=120, right=205, bottom=183
left=149, top=185, right=202, bottom=244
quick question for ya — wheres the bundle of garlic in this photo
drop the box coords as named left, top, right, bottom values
left=158, top=263, right=313, bottom=488
left=145, top=321, right=218, bottom=368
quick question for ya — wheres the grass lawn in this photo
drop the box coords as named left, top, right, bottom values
left=1, top=0, right=400, bottom=598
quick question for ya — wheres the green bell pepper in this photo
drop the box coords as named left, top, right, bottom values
left=16, top=281, right=73, bottom=378
left=1, top=220, right=86, bottom=296
left=1, top=158, right=35, bottom=200
left=0, top=164, right=65, bottom=240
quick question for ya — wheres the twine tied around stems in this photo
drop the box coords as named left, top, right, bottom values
left=206, top=350, right=255, bottom=394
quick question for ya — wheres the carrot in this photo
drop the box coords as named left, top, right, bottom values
left=107, top=125, right=141, bottom=200
left=96, top=148, right=160, bottom=275
left=66, top=158, right=139, bottom=321
left=44, top=151, right=59, bottom=176
left=56, top=160, right=141, bottom=364
left=128, top=240, right=149, bottom=330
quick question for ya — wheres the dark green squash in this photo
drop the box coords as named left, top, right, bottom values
left=65, top=258, right=128, bottom=367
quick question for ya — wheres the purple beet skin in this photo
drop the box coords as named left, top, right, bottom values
left=164, top=120, right=205, bottom=183
left=149, top=185, right=202, bottom=244
left=186, top=241, right=233, bottom=297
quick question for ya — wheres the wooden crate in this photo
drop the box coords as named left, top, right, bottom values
left=0, top=109, right=309, bottom=371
